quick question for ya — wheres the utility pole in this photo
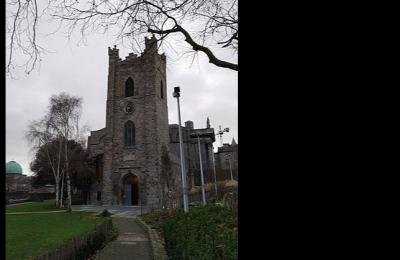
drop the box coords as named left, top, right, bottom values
left=196, top=134, right=206, bottom=205
left=212, top=144, right=218, bottom=198
left=173, top=87, right=189, bottom=213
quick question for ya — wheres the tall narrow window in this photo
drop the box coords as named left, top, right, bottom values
left=96, top=154, right=103, bottom=183
left=125, top=78, right=134, bottom=97
left=160, top=81, right=164, bottom=99
left=124, top=121, right=135, bottom=146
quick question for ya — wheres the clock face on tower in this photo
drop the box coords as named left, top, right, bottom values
left=124, top=101, right=134, bottom=114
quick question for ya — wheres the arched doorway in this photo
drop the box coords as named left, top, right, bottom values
left=122, top=174, right=139, bottom=206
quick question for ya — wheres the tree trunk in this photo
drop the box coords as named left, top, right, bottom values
left=60, top=173, right=64, bottom=208
left=57, top=138, right=63, bottom=208
left=67, top=173, right=72, bottom=211
left=55, top=177, right=60, bottom=208
left=65, top=139, right=72, bottom=211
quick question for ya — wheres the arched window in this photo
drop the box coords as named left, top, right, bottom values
left=125, top=78, right=134, bottom=97
left=124, top=121, right=135, bottom=146
left=160, top=81, right=164, bottom=99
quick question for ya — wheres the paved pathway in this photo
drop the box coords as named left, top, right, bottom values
left=71, top=205, right=143, bottom=218
left=95, top=217, right=152, bottom=260
left=6, top=201, right=33, bottom=207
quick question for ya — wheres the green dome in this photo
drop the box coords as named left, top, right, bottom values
left=6, top=161, right=23, bottom=175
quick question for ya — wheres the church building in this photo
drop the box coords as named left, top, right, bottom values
left=87, top=36, right=216, bottom=210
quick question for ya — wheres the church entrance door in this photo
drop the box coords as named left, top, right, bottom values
left=122, top=174, right=139, bottom=206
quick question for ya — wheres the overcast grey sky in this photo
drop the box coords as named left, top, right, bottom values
left=6, top=24, right=237, bottom=176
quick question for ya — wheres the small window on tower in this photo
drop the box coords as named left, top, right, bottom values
left=160, top=81, right=164, bottom=99
left=125, top=78, right=134, bottom=97
left=124, top=120, right=135, bottom=146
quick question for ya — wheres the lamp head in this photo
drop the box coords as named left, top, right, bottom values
left=173, top=86, right=180, bottom=98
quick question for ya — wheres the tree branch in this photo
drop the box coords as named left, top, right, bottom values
left=149, top=25, right=238, bottom=71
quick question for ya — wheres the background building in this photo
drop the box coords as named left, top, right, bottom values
left=169, top=119, right=215, bottom=188
left=6, top=161, right=32, bottom=203
left=6, top=161, right=31, bottom=193
left=214, top=139, right=238, bottom=181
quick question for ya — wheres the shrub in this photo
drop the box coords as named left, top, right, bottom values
left=188, top=201, right=202, bottom=207
left=99, top=209, right=111, bottom=217
left=142, top=205, right=238, bottom=260
left=141, top=210, right=176, bottom=229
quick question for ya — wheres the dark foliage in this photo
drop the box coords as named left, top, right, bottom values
left=99, top=209, right=111, bottom=217
left=30, top=138, right=95, bottom=203
left=30, top=138, right=63, bottom=187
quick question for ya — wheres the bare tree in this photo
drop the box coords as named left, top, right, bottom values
left=27, top=118, right=64, bottom=208
left=27, top=92, right=84, bottom=211
left=7, top=0, right=238, bottom=75
left=47, top=92, right=83, bottom=211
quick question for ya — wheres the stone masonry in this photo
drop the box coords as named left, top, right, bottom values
left=88, top=36, right=170, bottom=210
left=87, top=36, right=219, bottom=210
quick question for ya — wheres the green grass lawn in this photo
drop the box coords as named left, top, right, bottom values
left=6, top=200, right=108, bottom=260
left=6, top=199, right=58, bottom=213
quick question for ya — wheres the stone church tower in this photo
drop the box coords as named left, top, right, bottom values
left=88, top=36, right=170, bottom=209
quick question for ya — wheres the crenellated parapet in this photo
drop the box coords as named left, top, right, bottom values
left=108, top=45, right=120, bottom=60
left=108, top=36, right=166, bottom=67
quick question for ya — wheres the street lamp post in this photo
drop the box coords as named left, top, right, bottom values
left=196, top=134, right=206, bottom=205
left=212, top=144, right=218, bottom=199
left=173, top=87, right=189, bottom=213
